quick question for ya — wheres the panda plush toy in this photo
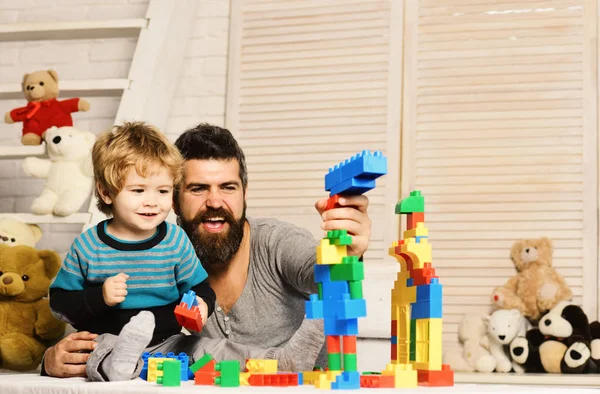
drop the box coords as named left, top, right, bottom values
left=509, top=301, right=600, bottom=373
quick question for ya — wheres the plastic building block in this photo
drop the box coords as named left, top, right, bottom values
left=406, top=212, right=425, bottom=229
left=314, top=264, right=332, bottom=283
left=395, top=190, right=424, bottom=213
left=190, top=353, right=214, bottom=374
left=327, top=336, right=341, bottom=353
left=382, top=363, right=418, bottom=388
left=327, top=229, right=353, bottom=246
left=343, top=353, right=357, bottom=371
left=416, top=283, right=442, bottom=302
left=417, top=364, right=454, bottom=387
left=328, top=353, right=342, bottom=370
left=305, top=294, right=324, bottom=319
left=245, top=359, right=277, bottom=373
left=348, top=281, right=363, bottom=299
left=157, top=359, right=181, bottom=387
left=316, top=238, right=347, bottom=265
left=360, top=374, right=395, bottom=388
left=194, top=371, right=219, bottom=385
left=181, top=290, right=198, bottom=309
left=248, top=373, right=299, bottom=386
left=214, top=360, right=240, bottom=387
left=174, top=303, right=203, bottom=332
left=329, top=260, right=364, bottom=282
left=325, top=194, right=342, bottom=211
left=343, top=336, right=357, bottom=353
left=331, top=371, right=360, bottom=390
left=325, top=150, right=387, bottom=195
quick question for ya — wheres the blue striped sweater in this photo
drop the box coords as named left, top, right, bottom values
left=49, top=219, right=215, bottom=344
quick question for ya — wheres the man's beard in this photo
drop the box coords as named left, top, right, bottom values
left=178, top=204, right=246, bottom=274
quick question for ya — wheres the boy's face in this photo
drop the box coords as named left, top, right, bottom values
left=102, top=165, right=174, bottom=240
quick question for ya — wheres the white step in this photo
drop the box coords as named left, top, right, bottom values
left=0, top=19, right=147, bottom=42
left=0, top=78, right=130, bottom=100
left=0, top=212, right=92, bottom=224
left=0, top=145, right=46, bottom=159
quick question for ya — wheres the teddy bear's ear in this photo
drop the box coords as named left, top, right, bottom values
left=21, top=73, right=29, bottom=91
left=38, top=250, right=62, bottom=279
left=538, top=237, right=553, bottom=254
left=28, top=224, right=42, bottom=243
left=47, top=69, right=59, bottom=83
left=510, top=240, right=524, bottom=264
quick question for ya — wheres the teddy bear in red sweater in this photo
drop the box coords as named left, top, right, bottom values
left=4, top=69, right=90, bottom=145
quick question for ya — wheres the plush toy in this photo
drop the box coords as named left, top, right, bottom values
left=486, top=308, right=530, bottom=373
left=442, top=314, right=496, bottom=373
left=510, top=301, right=600, bottom=374
left=22, top=126, right=95, bottom=217
left=0, top=244, right=66, bottom=371
left=0, top=217, right=42, bottom=248
left=491, top=237, right=573, bottom=322
left=4, top=69, right=90, bottom=146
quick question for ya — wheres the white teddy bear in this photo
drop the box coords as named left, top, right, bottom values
left=443, top=314, right=496, bottom=373
left=22, top=126, right=95, bottom=217
left=486, top=308, right=531, bottom=373
left=0, top=217, right=42, bottom=247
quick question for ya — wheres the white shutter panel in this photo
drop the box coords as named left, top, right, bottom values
left=227, top=0, right=402, bottom=269
left=402, top=0, right=598, bottom=348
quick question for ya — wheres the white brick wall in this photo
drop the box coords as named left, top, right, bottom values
left=0, top=0, right=231, bottom=254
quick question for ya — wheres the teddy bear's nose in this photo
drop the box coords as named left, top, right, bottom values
left=498, top=335, right=505, bottom=340
left=27, top=85, right=34, bottom=91
left=52, top=136, right=61, bottom=144
left=2, top=276, right=12, bottom=285
left=525, top=248, right=530, bottom=253
left=544, top=319, right=551, bottom=326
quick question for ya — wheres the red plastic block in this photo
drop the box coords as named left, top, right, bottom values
left=417, top=365, right=454, bottom=387
left=325, top=195, right=342, bottom=211
left=327, top=336, right=341, bottom=353
left=360, top=375, right=395, bottom=388
left=248, top=373, right=299, bottom=387
left=175, top=302, right=204, bottom=332
left=407, top=212, right=425, bottom=230
left=390, top=344, right=397, bottom=361
left=391, top=320, right=397, bottom=336
left=194, top=371, right=219, bottom=385
left=343, top=336, right=357, bottom=354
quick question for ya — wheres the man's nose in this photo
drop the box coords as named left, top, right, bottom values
left=206, top=189, right=223, bottom=207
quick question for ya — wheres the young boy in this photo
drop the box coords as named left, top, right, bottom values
left=49, top=121, right=216, bottom=382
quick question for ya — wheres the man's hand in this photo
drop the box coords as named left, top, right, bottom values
left=315, top=195, right=371, bottom=258
left=44, top=331, right=98, bottom=378
left=197, top=297, right=209, bottom=326
left=103, top=273, right=128, bottom=306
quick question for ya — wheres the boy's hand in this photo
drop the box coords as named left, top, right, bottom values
left=103, top=273, right=128, bottom=306
left=197, top=297, right=208, bottom=326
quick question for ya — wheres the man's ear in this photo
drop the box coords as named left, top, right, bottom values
left=244, top=186, right=249, bottom=201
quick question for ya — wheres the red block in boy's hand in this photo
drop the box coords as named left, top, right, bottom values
left=174, top=302, right=204, bottom=332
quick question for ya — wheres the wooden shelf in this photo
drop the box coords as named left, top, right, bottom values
left=0, top=145, right=46, bottom=159
left=0, top=19, right=147, bottom=42
left=0, top=78, right=130, bottom=100
left=0, top=212, right=91, bottom=225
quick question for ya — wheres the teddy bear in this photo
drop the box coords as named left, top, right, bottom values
left=490, top=237, right=573, bottom=322
left=442, top=314, right=496, bottom=373
left=0, top=217, right=42, bottom=248
left=486, top=308, right=530, bottom=373
left=22, top=126, right=95, bottom=217
left=0, top=244, right=66, bottom=371
left=4, top=69, right=90, bottom=146
left=510, top=301, right=600, bottom=374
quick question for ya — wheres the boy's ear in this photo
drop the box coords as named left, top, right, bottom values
left=96, top=182, right=112, bottom=205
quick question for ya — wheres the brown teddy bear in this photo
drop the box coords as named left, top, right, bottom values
left=4, top=69, right=90, bottom=146
left=490, top=237, right=573, bottom=322
left=0, top=244, right=66, bottom=371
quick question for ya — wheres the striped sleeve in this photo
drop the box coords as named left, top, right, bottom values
left=174, top=227, right=208, bottom=293
left=50, top=240, right=86, bottom=292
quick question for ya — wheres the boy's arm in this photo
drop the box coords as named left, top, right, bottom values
left=190, top=279, right=216, bottom=318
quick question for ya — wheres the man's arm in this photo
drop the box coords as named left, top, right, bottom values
left=41, top=331, right=98, bottom=377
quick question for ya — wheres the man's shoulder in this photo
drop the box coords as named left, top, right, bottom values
left=248, top=217, right=316, bottom=245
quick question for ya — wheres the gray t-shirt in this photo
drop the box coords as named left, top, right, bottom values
left=202, top=217, right=319, bottom=348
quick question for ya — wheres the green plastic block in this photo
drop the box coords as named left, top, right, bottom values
left=343, top=353, right=357, bottom=372
left=330, top=261, right=364, bottom=282
left=362, top=372, right=382, bottom=375
left=157, top=360, right=181, bottom=387
left=215, top=360, right=240, bottom=387
left=327, top=230, right=352, bottom=246
left=190, top=353, right=213, bottom=373
left=317, top=283, right=323, bottom=300
left=328, top=353, right=342, bottom=371
left=348, top=281, right=363, bottom=299
left=409, top=319, right=416, bottom=361
left=342, top=256, right=359, bottom=264
left=395, top=190, right=424, bottom=214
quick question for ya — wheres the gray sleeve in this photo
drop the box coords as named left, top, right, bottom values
left=268, top=222, right=319, bottom=297
left=193, top=336, right=270, bottom=364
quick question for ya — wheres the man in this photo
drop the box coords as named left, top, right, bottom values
left=42, top=124, right=372, bottom=377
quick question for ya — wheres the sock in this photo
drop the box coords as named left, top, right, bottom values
left=102, top=311, right=155, bottom=381
left=267, top=318, right=325, bottom=372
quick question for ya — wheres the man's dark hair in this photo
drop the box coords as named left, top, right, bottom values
left=174, top=123, right=248, bottom=191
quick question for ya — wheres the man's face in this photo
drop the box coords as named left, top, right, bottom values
left=176, top=159, right=247, bottom=272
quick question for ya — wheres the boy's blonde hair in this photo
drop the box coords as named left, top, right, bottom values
left=92, top=121, right=183, bottom=216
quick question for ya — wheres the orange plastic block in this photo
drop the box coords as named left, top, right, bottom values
left=327, top=336, right=341, bottom=353
left=360, top=374, right=395, bottom=388
left=326, top=194, right=342, bottom=211
left=417, top=365, right=454, bottom=387
left=199, top=359, right=217, bottom=373
left=407, top=212, right=424, bottom=230
left=175, top=302, right=204, bottom=332
left=343, top=336, right=357, bottom=354
left=248, top=373, right=299, bottom=386
left=194, top=371, right=219, bottom=385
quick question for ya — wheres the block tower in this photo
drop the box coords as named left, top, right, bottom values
left=388, top=190, right=453, bottom=387
left=305, top=150, right=387, bottom=390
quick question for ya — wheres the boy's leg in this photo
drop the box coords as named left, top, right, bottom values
left=87, top=311, right=155, bottom=381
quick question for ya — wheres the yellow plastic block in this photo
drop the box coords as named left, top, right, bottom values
left=147, top=357, right=174, bottom=382
left=315, top=374, right=331, bottom=390
left=246, top=359, right=278, bottom=373
left=414, top=318, right=442, bottom=370
left=403, top=222, right=428, bottom=239
left=396, top=239, right=432, bottom=270
left=240, top=372, right=251, bottom=386
left=316, top=238, right=347, bottom=265
left=301, top=371, right=325, bottom=384
left=382, top=363, right=418, bottom=388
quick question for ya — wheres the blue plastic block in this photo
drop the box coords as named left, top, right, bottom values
left=298, top=372, right=304, bottom=385
left=415, top=236, right=428, bottom=243
left=306, top=294, right=324, bottom=319
left=406, top=278, right=414, bottom=287
left=321, top=281, right=349, bottom=300
left=314, top=264, right=331, bottom=283
left=330, top=178, right=376, bottom=196
left=391, top=336, right=397, bottom=345
left=325, top=151, right=387, bottom=193
left=411, top=300, right=443, bottom=319
left=181, top=290, right=198, bottom=309
left=140, top=352, right=150, bottom=380
left=177, top=352, right=189, bottom=382
left=334, top=296, right=366, bottom=320
left=416, top=283, right=442, bottom=302
left=430, top=278, right=439, bottom=285
left=324, top=317, right=358, bottom=336
left=332, top=371, right=361, bottom=390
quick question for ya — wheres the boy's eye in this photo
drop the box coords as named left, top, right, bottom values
left=132, top=189, right=144, bottom=193
left=159, top=189, right=171, bottom=194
